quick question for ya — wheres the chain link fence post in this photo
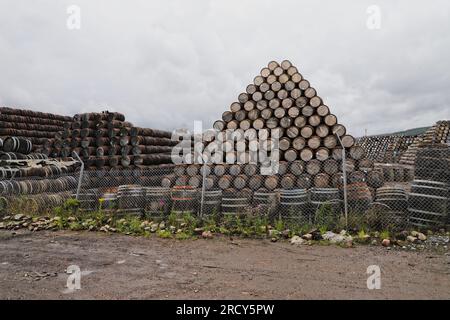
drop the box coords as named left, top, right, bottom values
left=336, top=134, right=348, bottom=229
left=72, top=152, right=84, bottom=200
left=199, top=160, right=208, bottom=220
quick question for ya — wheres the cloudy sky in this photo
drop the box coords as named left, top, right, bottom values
left=0, top=0, right=449, bottom=136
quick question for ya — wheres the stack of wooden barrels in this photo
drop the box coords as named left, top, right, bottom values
left=51, top=111, right=175, bottom=170
left=174, top=60, right=382, bottom=199
left=356, top=135, right=416, bottom=163
left=0, top=107, right=72, bottom=155
left=0, top=135, right=79, bottom=179
left=211, top=61, right=357, bottom=164
left=399, top=121, right=450, bottom=166
left=408, top=143, right=450, bottom=229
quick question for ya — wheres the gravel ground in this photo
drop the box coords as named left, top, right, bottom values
left=0, top=230, right=449, bottom=300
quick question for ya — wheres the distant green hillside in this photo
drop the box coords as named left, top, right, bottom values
left=359, top=126, right=430, bottom=138
left=389, top=126, right=430, bottom=136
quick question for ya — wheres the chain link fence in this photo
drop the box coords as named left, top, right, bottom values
left=1, top=158, right=449, bottom=232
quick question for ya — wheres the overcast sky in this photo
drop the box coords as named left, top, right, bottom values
left=0, top=0, right=449, bottom=136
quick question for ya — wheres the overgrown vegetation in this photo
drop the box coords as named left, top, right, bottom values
left=1, top=198, right=444, bottom=246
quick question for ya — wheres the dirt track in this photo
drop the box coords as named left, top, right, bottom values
left=0, top=230, right=449, bottom=300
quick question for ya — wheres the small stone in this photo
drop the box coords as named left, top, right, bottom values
left=159, top=222, right=165, bottom=230
left=3, top=215, right=11, bottom=221
left=382, top=239, right=391, bottom=247
left=411, top=231, right=419, bottom=237
left=194, top=227, right=204, bottom=235
left=0, top=222, right=4, bottom=229
left=68, top=217, right=76, bottom=222
left=290, top=236, right=305, bottom=245
left=302, top=233, right=313, bottom=241
left=407, top=235, right=417, bottom=243
left=270, top=237, right=278, bottom=242
left=371, top=239, right=378, bottom=245
left=169, top=226, right=177, bottom=233
left=417, top=233, right=427, bottom=241
left=13, top=214, right=24, bottom=221
left=202, top=231, right=213, bottom=239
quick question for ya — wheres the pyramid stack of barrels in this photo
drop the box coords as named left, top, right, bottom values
left=51, top=111, right=175, bottom=170
left=0, top=107, right=72, bottom=155
left=167, top=60, right=384, bottom=202
left=399, top=121, right=450, bottom=166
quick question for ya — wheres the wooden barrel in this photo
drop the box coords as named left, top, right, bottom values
left=144, top=187, right=171, bottom=218
left=76, top=189, right=99, bottom=212
left=347, top=182, right=372, bottom=213
left=376, top=186, right=408, bottom=211
left=264, top=176, right=279, bottom=190
left=314, top=173, right=330, bottom=188
left=279, top=189, right=309, bottom=224
left=252, top=189, right=278, bottom=217
left=290, top=160, right=305, bottom=175
left=297, top=173, right=312, bottom=189
left=171, top=186, right=198, bottom=215
left=199, top=190, right=222, bottom=217
left=414, top=146, right=450, bottom=183
left=100, top=192, right=117, bottom=213
left=233, top=175, right=248, bottom=190
left=280, top=174, right=296, bottom=189
left=3, top=137, right=32, bottom=154
left=221, top=189, right=251, bottom=215
left=117, top=185, right=145, bottom=216
left=310, top=188, right=341, bottom=224
left=408, top=180, right=449, bottom=229
left=366, top=171, right=384, bottom=189
left=306, top=159, right=321, bottom=175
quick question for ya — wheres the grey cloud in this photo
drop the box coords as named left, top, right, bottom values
left=0, top=0, right=449, bottom=137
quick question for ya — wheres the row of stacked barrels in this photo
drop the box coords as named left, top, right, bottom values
left=373, top=163, right=415, bottom=183
left=0, top=136, right=49, bottom=171
left=0, top=176, right=78, bottom=196
left=75, top=184, right=346, bottom=223
left=0, top=136, right=78, bottom=179
left=80, top=165, right=175, bottom=189
left=355, top=135, right=416, bottom=163
left=0, top=192, right=72, bottom=216
left=0, top=107, right=72, bottom=154
left=50, top=111, right=175, bottom=169
left=162, top=159, right=384, bottom=192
